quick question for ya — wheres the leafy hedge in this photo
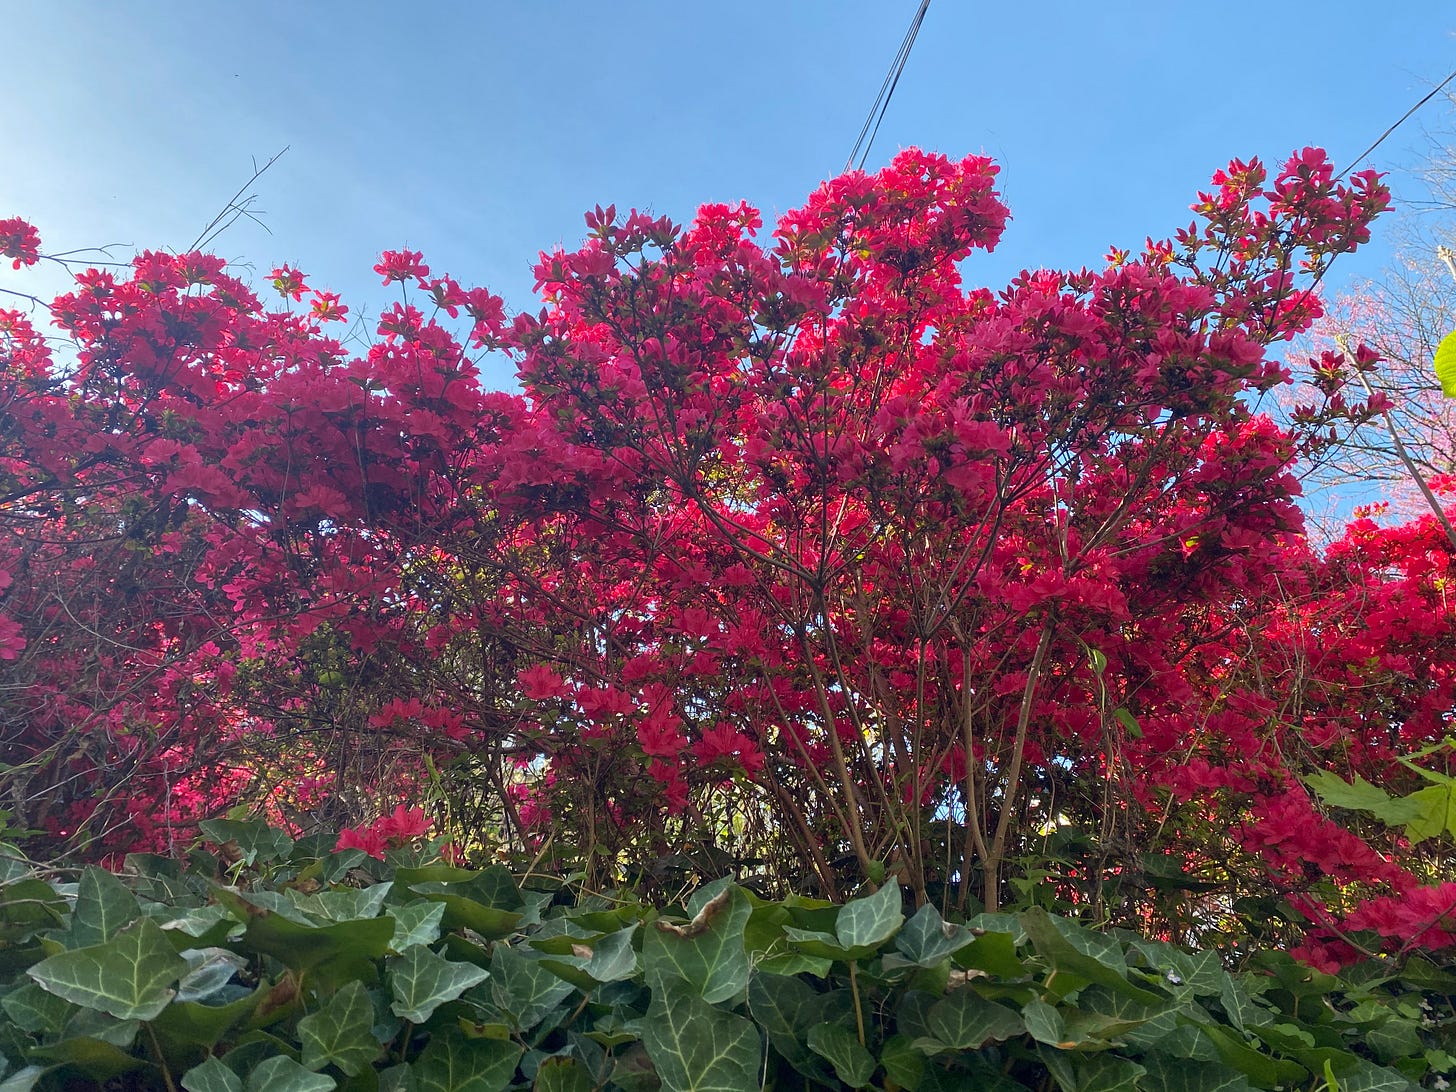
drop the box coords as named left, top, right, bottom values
left=0, top=822, right=1451, bottom=1091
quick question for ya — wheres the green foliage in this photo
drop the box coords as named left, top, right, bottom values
left=1434, top=329, right=1456, bottom=398
left=0, top=830, right=1451, bottom=1091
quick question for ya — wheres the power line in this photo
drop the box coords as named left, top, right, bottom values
left=845, top=0, right=932, bottom=173
left=1339, top=65, right=1456, bottom=176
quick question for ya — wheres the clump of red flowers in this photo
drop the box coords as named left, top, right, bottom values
left=0, top=217, right=41, bottom=268
left=335, top=805, right=434, bottom=859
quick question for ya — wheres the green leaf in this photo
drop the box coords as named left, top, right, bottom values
left=177, top=946, right=248, bottom=1003
left=1434, top=328, right=1456, bottom=397
left=1303, top=772, right=1426, bottom=827
left=880, top=1034, right=926, bottom=1091
left=1196, top=1022, right=1309, bottom=1088
left=198, top=819, right=294, bottom=865
left=1021, top=908, right=1162, bottom=1003
left=28, top=914, right=188, bottom=1020
left=304, top=883, right=394, bottom=923
left=27, top=1034, right=145, bottom=1081
left=1141, top=1055, right=1254, bottom=1092
left=1112, top=708, right=1144, bottom=738
left=1337, top=1059, right=1421, bottom=1092
left=150, top=983, right=266, bottom=1050
left=0, top=1068, right=45, bottom=1092
left=245, top=1055, right=337, bottom=1092
left=642, top=886, right=751, bottom=1003
left=159, top=905, right=241, bottom=946
left=542, top=921, right=639, bottom=986
left=921, top=987, right=1024, bottom=1051
left=895, top=903, right=975, bottom=967
left=836, top=878, right=903, bottom=950
left=412, top=1026, right=522, bottom=1092
left=0, top=980, right=75, bottom=1034
left=1403, top=783, right=1456, bottom=843
left=64, top=1005, right=140, bottom=1047
left=386, top=900, right=446, bottom=952
left=299, top=980, right=381, bottom=1076
left=746, top=971, right=837, bottom=1083
left=534, top=1056, right=593, bottom=1092
left=806, top=1022, right=876, bottom=1088
left=183, top=1055, right=244, bottom=1092
left=0, top=878, right=67, bottom=944
left=489, top=944, right=575, bottom=1033
left=71, top=865, right=141, bottom=946
left=390, top=944, right=490, bottom=1023
left=415, top=893, right=523, bottom=940
left=243, top=906, right=394, bottom=986
left=1023, top=998, right=1067, bottom=1045
left=955, top=930, right=1024, bottom=977
left=1217, top=976, right=1270, bottom=1033
left=1080, top=1055, right=1147, bottom=1092
left=782, top=926, right=870, bottom=961
left=643, top=974, right=762, bottom=1092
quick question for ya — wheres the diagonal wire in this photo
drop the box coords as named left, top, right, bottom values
left=845, top=0, right=932, bottom=173
left=1339, top=65, right=1456, bottom=176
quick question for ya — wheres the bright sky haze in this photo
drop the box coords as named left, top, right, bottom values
left=3, top=4, right=1453, bottom=390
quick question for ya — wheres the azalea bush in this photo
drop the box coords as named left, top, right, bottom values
left=2, top=147, right=1454, bottom=965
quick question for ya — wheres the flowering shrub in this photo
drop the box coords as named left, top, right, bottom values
left=2, top=146, right=1453, bottom=964
left=336, top=806, right=435, bottom=859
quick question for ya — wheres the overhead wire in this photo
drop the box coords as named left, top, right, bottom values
left=845, top=0, right=932, bottom=173
left=1339, top=65, right=1456, bottom=177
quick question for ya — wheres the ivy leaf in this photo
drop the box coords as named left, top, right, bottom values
left=895, top=902, right=975, bottom=967
left=1022, top=908, right=1162, bottom=1003
left=150, top=983, right=266, bottom=1050
left=642, top=885, right=751, bottom=1003
left=303, top=882, right=393, bottom=923
left=244, top=1055, right=337, bottom=1092
left=806, top=1022, right=876, bottom=1088
left=1197, top=1022, right=1309, bottom=1087
left=28, top=915, right=188, bottom=1020
left=1023, top=998, right=1068, bottom=1046
left=386, top=900, right=446, bottom=952
left=534, top=1056, right=593, bottom=1092
left=489, top=944, right=575, bottom=1032
left=299, top=980, right=381, bottom=1076
left=198, top=819, right=294, bottom=866
left=176, top=947, right=248, bottom=1003
left=242, top=905, right=394, bottom=988
left=747, top=972, right=837, bottom=1084
left=643, top=974, right=762, bottom=1092
left=0, top=1068, right=46, bottom=1092
left=71, top=865, right=141, bottom=946
left=1079, top=1055, right=1148, bottom=1092
left=836, top=878, right=903, bottom=950
left=26, top=1033, right=145, bottom=1082
left=412, top=1026, right=522, bottom=1092
left=181, top=1056, right=242, bottom=1092
left=920, top=987, right=1025, bottom=1051
left=879, top=1035, right=926, bottom=1091
left=1434, top=329, right=1456, bottom=397
left=1141, top=1055, right=1255, bottom=1092
left=0, top=980, right=75, bottom=1034
left=1337, top=1059, right=1422, bottom=1092
left=390, top=944, right=490, bottom=1023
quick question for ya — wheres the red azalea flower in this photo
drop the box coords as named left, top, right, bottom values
left=0, top=217, right=41, bottom=269
left=374, top=248, right=429, bottom=285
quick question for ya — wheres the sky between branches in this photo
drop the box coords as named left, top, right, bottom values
left=1, top=3, right=1453, bottom=390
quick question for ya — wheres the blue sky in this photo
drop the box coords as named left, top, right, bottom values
left=2, top=4, right=1453, bottom=391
